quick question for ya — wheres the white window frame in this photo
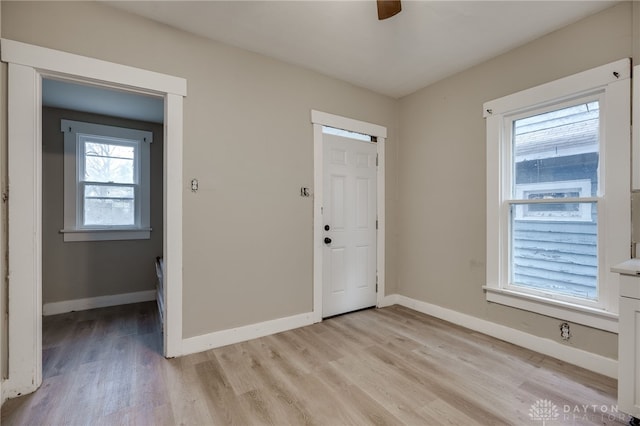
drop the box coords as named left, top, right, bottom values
left=61, top=119, right=152, bottom=241
left=484, top=58, right=631, bottom=333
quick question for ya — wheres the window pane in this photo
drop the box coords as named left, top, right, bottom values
left=510, top=202, right=598, bottom=300
left=322, top=126, right=373, bottom=142
left=84, top=184, right=135, bottom=226
left=84, top=141, right=134, bottom=184
left=513, top=101, right=599, bottom=199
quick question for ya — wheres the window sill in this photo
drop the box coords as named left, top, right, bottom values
left=483, top=286, right=618, bottom=333
left=61, top=228, right=151, bottom=242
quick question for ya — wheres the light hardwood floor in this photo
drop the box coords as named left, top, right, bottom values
left=0, top=302, right=629, bottom=425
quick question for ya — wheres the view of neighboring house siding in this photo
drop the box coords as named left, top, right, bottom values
left=513, top=219, right=597, bottom=298
left=512, top=103, right=599, bottom=299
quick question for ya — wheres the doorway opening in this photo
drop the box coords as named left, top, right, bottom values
left=311, top=110, right=387, bottom=322
left=41, top=78, right=166, bottom=378
left=3, top=39, right=186, bottom=400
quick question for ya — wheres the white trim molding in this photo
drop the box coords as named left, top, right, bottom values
left=163, top=93, right=184, bottom=358
left=483, top=58, right=630, bottom=118
left=633, top=64, right=640, bottom=189
left=379, top=294, right=399, bottom=308
left=386, top=294, right=617, bottom=379
left=42, top=290, right=156, bottom=316
left=6, top=62, right=43, bottom=401
left=1, top=39, right=186, bottom=96
left=181, top=312, right=314, bottom=355
left=310, top=110, right=386, bottom=322
left=2, top=38, right=186, bottom=399
left=484, top=287, right=618, bottom=333
left=311, top=110, right=387, bottom=139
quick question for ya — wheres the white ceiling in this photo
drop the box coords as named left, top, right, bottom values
left=105, top=0, right=617, bottom=98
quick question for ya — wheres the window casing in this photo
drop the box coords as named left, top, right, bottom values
left=61, top=120, right=152, bottom=241
left=484, top=59, right=630, bottom=332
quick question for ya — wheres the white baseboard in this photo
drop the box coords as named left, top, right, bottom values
left=389, top=294, right=618, bottom=379
left=42, top=290, right=156, bottom=316
left=378, top=294, right=399, bottom=307
left=181, top=311, right=314, bottom=355
left=2, top=376, right=39, bottom=403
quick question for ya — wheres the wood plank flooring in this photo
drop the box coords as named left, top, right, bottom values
left=0, top=302, right=630, bottom=425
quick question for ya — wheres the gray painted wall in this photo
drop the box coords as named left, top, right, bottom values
left=42, top=107, right=163, bottom=304
left=3, top=1, right=400, bottom=338
left=398, top=2, right=632, bottom=359
left=0, top=0, right=636, bottom=367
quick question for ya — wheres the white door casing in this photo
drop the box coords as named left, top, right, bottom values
left=322, top=134, right=377, bottom=317
left=2, top=39, right=186, bottom=400
left=311, top=110, right=386, bottom=322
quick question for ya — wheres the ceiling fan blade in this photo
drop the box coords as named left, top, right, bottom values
left=377, top=0, right=401, bottom=20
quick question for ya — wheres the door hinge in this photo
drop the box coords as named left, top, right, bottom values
left=376, top=154, right=379, bottom=167
left=376, top=275, right=378, bottom=293
left=376, top=219, right=378, bottom=230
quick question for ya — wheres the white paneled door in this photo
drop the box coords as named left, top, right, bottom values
left=322, top=133, right=377, bottom=317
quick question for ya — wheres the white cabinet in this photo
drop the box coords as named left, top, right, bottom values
left=612, top=260, right=640, bottom=422
left=619, top=288, right=640, bottom=418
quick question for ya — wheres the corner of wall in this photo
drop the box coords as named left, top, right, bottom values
left=385, top=294, right=617, bottom=379
left=633, top=1, right=640, bottom=63
left=1, top=0, right=7, bottom=398
left=0, top=54, right=8, bottom=389
left=0, top=0, right=7, bottom=400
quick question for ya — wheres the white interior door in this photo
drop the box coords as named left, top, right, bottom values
left=322, top=133, right=377, bottom=317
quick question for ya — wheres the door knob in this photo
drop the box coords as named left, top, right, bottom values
left=324, top=225, right=330, bottom=231
left=324, top=237, right=332, bottom=244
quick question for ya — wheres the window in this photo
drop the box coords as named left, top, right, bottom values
left=322, top=125, right=377, bottom=142
left=484, top=59, right=630, bottom=332
left=61, top=120, right=152, bottom=241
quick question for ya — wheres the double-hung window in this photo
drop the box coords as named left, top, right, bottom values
left=484, top=59, right=630, bottom=332
left=61, top=120, right=152, bottom=242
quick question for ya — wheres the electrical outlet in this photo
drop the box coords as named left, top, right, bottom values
left=560, top=322, right=571, bottom=340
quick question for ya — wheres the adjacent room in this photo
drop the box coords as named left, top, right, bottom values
left=39, top=78, right=166, bottom=404
left=1, top=1, right=639, bottom=424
